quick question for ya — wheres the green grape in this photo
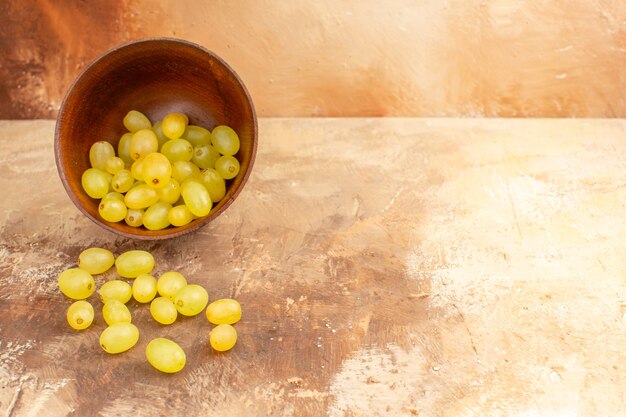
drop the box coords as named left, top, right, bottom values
left=105, top=156, right=125, bottom=175
left=78, top=247, right=114, bottom=275
left=161, top=139, right=193, bottom=163
left=102, top=299, right=132, bottom=325
left=117, top=132, right=134, bottom=165
left=215, top=156, right=240, bottom=180
left=100, top=323, right=139, bottom=354
left=89, top=141, right=116, bottom=171
left=130, top=129, right=158, bottom=160
left=171, top=160, right=200, bottom=183
left=199, top=168, right=226, bottom=203
left=183, top=125, right=212, bottom=147
left=133, top=273, right=157, bottom=303
left=205, top=299, right=242, bottom=325
left=181, top=179, right=212, bottom=217
left=167, top=205, right=194, bottom=227
left=99, top=279, right=132, bottom=303
left=66, top=300, right=94, bottom=330
left=158, top=178, right=180, bottom=205
left=173, top=284, right=208, bottom=316
left=130, top=158, right=144, bottom=181
left=209, top=324, right=237, bottom=352
left=123, top=110, right=151, bottom=132
left=99, top=197, right=128, bottom=222
left=142, top=152, right=172, bottom=189
left=58, top=268, right=95, bottom=300
left=125, top=208, right=144, bottom=227
left=157, top=271, right=187, bottom=300
left=211, top=125, right=240, bottom=156
left=150, top=297, right=178, bottom=325
left=115, top=250, right=154, bottom=278
left=162, top=113, right=188, bottom=139
left=111, top=169, right=134, bottom=193
left=146, top=338, right=186, bottom=373
left=104, top=191, right=124, bottom=201
left=152, top=121, right=169, bottom=150
left=124, top=184, right=159, bottom=210
left=82, top=168, right=111, bottom=199
left=192, top=144, right=220, bottom=169
left=143, top=202, right=172, bottom=231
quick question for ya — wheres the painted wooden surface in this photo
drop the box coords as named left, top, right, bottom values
left=0, top=118, right=625, bottom=416
left=2, top=0, right=626, bottom=119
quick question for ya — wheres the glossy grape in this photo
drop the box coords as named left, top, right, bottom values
left=99, top=279, right=132, bottom=303
left=89, top=141, right=116, bottom=171
left=78, top=247, right=114, bottom=275
left=117, top=132, right=134, bottom=165
left=150, top=297, right=178, bottom=325
left=130, top=129, right=158, bottom=160
left=192, top=144, right=220, bottom=169
left=58, top=268, right=95, bottom=300
left=143, top=202, right=172, bottom=231
left=124, top=184, right=159, bottom=210
left=66, top=300, right=94, bottom=330
left=171, top=160, right=200, bottom=183
left=130, top=158, right=144, bottom=181
left=209, top=324, right=237, bottom=352
left=100, top=323, right=139, bottom=354
left=183, top=125, right=212, bottom=147
left=162, top=113, right=188, bottom=139
left=158, top=179, right=180, bottom=205
left=125, top=208, right=144, bottom=227
left=123, top=110, right=151, bottom=132
left=142, top=152, right=172, bottom=189
left=181, top=179, right=212, bottom=217
left=157, top=271, right=187, bottom=300
left=199, top=168, right=226, bottom=203
left=174, top=284, right=208, bottom=316
left=82, top=168, right=111, bottom=199
left=104, top=192, right=125, bottom=201
left=132, top=273, right=157, bottom=303
left=211, top=125, right=240, bottom=156
left=111, top=169, right=134, bottom=193
left=146, top=338, right=186, bottom=373
left=105, top=156, right=125, bottom=175
left=151, top=120, right=169, bottom=150
left=215, top=155, right=240, bottom=180
left=102, top=299, right=132, bottom=325
left=205, top=299, right=242, bottom=325
left=161, top=138, right=193, bottom=163
left=167, top=205, right=194, bottom=227
left=99, top=197, right=128, bottom=223
left=115, top=250, right=154, bottom=278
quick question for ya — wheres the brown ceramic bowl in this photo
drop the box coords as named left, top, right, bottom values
left=55, top=38, right=257, bottom=240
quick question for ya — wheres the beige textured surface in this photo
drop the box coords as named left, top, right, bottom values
left=0, top=119, right=625, bottom=416
left=2, top=0, right=626, bottom=118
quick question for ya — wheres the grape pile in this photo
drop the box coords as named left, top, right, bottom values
left=81, top=110, right=241, bottom=230
left=60, top=247, right=242, bottom=373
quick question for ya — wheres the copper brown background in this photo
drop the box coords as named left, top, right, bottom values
left=1, top=0, right=626, bottom=119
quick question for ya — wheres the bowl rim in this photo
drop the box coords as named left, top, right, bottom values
left=54, top=37, right=258, bottom=240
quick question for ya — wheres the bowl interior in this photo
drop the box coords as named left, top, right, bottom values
left=55, top=39, right=257, bottom=239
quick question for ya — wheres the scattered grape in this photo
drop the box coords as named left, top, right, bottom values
left=102, top=299, right=132, bottom=325
left=205, top=299, right=242, bottom=325
left=157, top=271, right=187, bottom=300
left=78, top=247, right=114, bottom=275
left=58, top=268, right=95, bottom=300
left=174, top=284, right=208, bottom=316
left=99, top=279, right=132, bottom=303
left=100, top=322, right=139, bottom=354
left=146, top=338, right=186, bottom=373
left=115, top=250, right=155, bottom=278
left=209, top=324, right=237, bottom=352
left=66, top=300, right=94, bottom=330
left=150, top=297, right=178, bottom=325
left=132, top=273, right=158, bottom=303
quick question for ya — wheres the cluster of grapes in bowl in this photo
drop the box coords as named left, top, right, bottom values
left=81, top=110, right=241, bottom=230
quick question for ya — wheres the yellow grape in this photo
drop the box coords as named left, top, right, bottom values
left=115, top=250, right=155, bottom=278
left=157, top=271, right=187, bottom=300
left=104, top=191, right=124, bottom=201
left=99, top=279, right=132, bottom=303
left=161, top=138, right=193, bottom=163
left=66, top=300, right=94, bottom=330
left=100, top=323, right=139, bottom=354
left=150, top=297, right=178, bottom=325
left=98, top=197, right=128, bottom=223
left=105, top=156, right=125, bottom=175
left=152, top=120, right=169, bottom=150
left=58, top=268, right=95, bottom=300
left=192, top=144, right=220, bottom=169
left=146, top=338, right=186, bottom=373
left=125, top=208, right=144, bottom=227
left=117, top=132, right=134, bottom=165
left=174, top=284, right=208, bottom=316
left=171, top=160, right=200, bottom=183
left=143, top=202, right=172, bottom=231
left=199, top=168, right=226, bottom=203
left=132, top=273, right=157, bottom=303
left=111, top=169, right=134, bottom=193
left=130, top=158, right=144, bottom=181
left=211, top=125, right=240, bottom=156
left=123, top=110, right=151, bottom=132
left=181, top=179, right=212, bottom=217
left=168, top=205, right=194, bottom=227
left=142, top=152, right=172, bottom=189
left=130, top=129, right=158, bottom=160
left=162, top=113, right=188, bottom=139
left=215, top=155, right=240, bottom=180
left=158, top=178, right=180, bottom=205
left=78, top=247, right=114, bottom=275
left=183, top=125, right=212, bottom=147
left=82, top=168, right=111, bottom=199
left=205, top=299, right=242, bottom=325
left=102, top=299, right=132, bottom=325
left=124, top=184, right=159, bottom=210
left=89, top=141, right=116, bottom=171
left=210, top=324, right=237, bottom=352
